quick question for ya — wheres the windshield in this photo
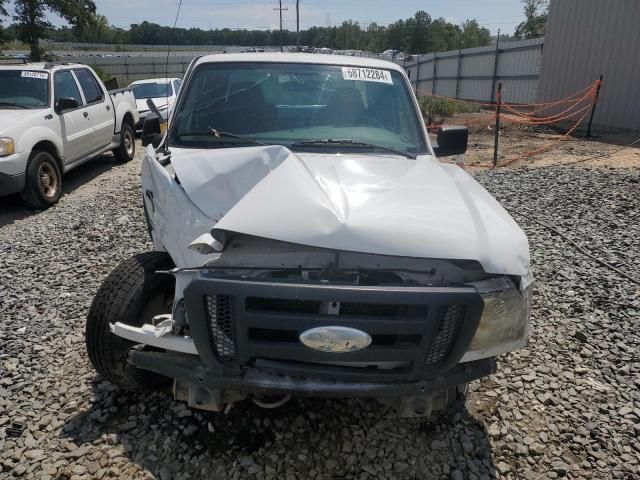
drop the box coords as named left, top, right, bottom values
left=0, top=70, right=49, bottom=108
left=169, top=62, right=426, bottom=156
left=131, top=82, right=172, bottom=99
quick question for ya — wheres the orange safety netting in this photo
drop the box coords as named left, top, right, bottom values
left=501, top=82, right=598, bottom=123
left=417, top=79, right=600, bottom=111
left=421, top=78, right=601, bottom=166
left=498, top=108, right=591, bottom=168
left=501, top=101, right=595, bottom=125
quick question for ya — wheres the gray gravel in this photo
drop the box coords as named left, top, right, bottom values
left=1, top=149, right=639, bottom=479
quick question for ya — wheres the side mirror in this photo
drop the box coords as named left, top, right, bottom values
left=141, top=113, right=163, bottom=148
left=55, top=97, right=79, bottom=113
left=146, top=98, right=165, bottom=122
left=433, top=125, right=468, bottom=157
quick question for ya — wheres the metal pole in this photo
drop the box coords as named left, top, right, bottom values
left=415, top=55, right=420, bottom=94
left=491, top=29, right=500, bottom=103
left=493, top=83, right=502, bottom=167
left=432, top=54, right=437, bottom=95
left=296, top=0, right=300, bottom=52
left=455, top=48, right=463, bottom=99
left=587, top=74, right=603, bottom=137
left=279, top=0, right=283, bottom=52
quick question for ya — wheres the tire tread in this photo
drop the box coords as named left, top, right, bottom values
left=86, top=251, right=174, bottom=391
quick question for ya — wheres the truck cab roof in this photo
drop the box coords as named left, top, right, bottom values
left=194, top=52, right=405, bottom=72
left=0, top=62, right=87, bottom=72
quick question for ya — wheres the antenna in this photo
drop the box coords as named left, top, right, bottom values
left=164, top=0, right=184, bottom=153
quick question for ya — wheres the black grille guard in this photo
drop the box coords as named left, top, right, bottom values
left=180, top=276, right=485, bottom=383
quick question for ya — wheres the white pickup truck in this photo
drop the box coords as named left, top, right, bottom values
left=0, top=62, right=139, bottom=208
left=87, top=54, right=533, bottom=418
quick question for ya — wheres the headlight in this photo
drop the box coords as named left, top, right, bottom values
left=461, top=273, right=533, bottom=362
left=0, top=137, right=15, bottom=156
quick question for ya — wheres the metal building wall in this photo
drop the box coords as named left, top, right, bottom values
left=537, top=0, right=640, bottom=131
left=67, top=55, right=195, bottom=84
left=404, top=37, right=544, bottom=104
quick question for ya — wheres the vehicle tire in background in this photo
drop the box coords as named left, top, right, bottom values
left=21, top=150, right=63, bottom=209
left=113, top=122, right=135, bottom=163
left=86, top=251, right=175, bottom=391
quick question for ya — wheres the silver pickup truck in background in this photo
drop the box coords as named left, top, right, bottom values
left=0, top=62, right=139, bottom=208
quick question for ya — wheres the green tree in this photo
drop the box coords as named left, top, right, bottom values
left=515, top=0, right=548, bottom=39
left=0, top=0, right=7, bottom=51
left=11, top=0, right=96, bottom=61
left=429, top=18, right=461, bottom=51
left=74, top=14, right=112, bottom=43
left=459, top=20, right=491, bottom=48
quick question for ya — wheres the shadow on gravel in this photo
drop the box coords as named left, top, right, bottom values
left=61, top=378, right=497, bottom=479
left=0, top=153, right=120, bottom=229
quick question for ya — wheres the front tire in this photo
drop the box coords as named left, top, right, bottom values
left=86, top=251, right=175, bottom=391
left=113, top=122, right=135, bottom=163
left=21, top=150, right=62, bottom=209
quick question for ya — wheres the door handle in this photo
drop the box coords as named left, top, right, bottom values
left=83, top=112, right=89, bottom=118
left=106, top=105, right=111, bottom=111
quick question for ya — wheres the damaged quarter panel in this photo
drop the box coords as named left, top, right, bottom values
left=141, top=145, right=221, bottom=267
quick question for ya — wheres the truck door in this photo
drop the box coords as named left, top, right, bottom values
left=73, top=68, right=115, bottom=151
left=53, top=70, right=92, bottom=164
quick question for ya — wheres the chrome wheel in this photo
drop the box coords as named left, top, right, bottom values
left=124, top=129, right=134, bottom=157
left=38, top=162, right=59, bottom=199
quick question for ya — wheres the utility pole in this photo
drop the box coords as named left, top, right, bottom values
left=274, top=0, right=288, bottom=52
left=296, top=0, right=300, bottom=52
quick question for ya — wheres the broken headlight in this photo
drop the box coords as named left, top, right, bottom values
left=461, top=273, right=533, bottom=362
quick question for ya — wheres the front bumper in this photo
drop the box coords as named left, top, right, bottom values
left=0, top=151, right=29, bottom=195
left=130, top=350, right=496, bottom=397
left=128, top=274, right=494, bottom=394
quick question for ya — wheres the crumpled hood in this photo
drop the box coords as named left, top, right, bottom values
left=170, top=146, right=530, bottom=276
left=0, top=110, right=47, bottom=136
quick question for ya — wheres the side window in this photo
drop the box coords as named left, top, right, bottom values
left=74, top=69, right=103, bottom=104
left=173, top=80, right=181, bottom=94
left=54, top=71, right=82, bottom=106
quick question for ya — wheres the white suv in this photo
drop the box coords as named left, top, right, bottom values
left=0, top=62, right=139, bottom=208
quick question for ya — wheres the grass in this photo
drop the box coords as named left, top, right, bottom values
left=419, top=95, right=482, bottom=120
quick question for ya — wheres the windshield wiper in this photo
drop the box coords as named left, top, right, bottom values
left=208, top=128, right=266, bottom=146
left=0, top=102, right=29, bottom=109
left=290, top=139, right=417, bottom=159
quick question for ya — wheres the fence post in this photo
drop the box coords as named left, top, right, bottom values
left=493, top=82, right=502, bottom=167
left=491, top=29, right=500, bottom=103
left=455, top=49, right=463, bottom=99
left=432, top=54, right=437, bottom=95
left=415, top=56, right=420, bottom=94
left=587, top=74, right=603, bottom=137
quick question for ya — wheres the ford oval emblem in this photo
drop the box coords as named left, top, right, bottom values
left=299, top=326, right=372, bottom=353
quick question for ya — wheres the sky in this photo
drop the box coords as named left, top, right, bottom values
left=42, top=0, right=526, bottom=36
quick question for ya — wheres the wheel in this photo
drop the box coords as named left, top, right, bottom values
left=86, top=251, right=175, bottom=391
left=21, top=150, right=62, bottom=209
left=113, top=122, right=135, bottom=162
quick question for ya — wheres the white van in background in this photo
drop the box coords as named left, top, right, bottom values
left=129, top=78, right=182, bottom=132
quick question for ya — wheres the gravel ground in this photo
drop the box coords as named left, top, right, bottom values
left=1, top=145, right=639, bottom=480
